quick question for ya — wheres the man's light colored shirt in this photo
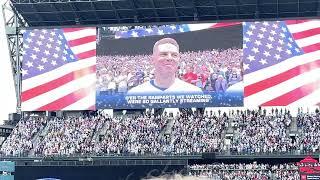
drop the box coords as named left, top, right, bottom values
left=127, top=78, right=202, bottom=94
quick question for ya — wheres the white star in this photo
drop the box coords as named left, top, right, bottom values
left=272, top=23, right=278, bottom=29
left=259, top=59, right=268, bottom=65
left=278, top=39, right=284, bottom=45
left=70, top=54, right=74, bottom=59
left=243, top=44, right=247, bottom=49
left=41, top=57, right=48, bottom=63
left=260, top=27, right=267, bottom=32
left=44, top=50, right=50, bottom=55
left=63, top=50, right=68, bottom=55
left=170, top=26, right=176, bottom=30
left=295, top=48, right=300, bottom=52
left=262, top=21, right=269, bottom=26
left=23, top=44, right=29, bottom=49
left=53, top=53, right=59, bottom=58
left=56, top=40, right=62, bottom=45
left=21, top=69, right=28, bottom=76
left=50, top=31, right=56, bottom=36
left=252, top=47, right=259, bottom=53
left=62, top=56, right=67, bottom=61
left=243, top=63, right=250, bottom=71
left=146, top=28, right=153, bottom=33
left=131, top=31, right=138, bottom=37
left=37, top=65, right=44, bottom=71
left=249, top=24, right=256, bottom=29
left=280, top=33, right=285, bottom=38
left=36, top=41, right=42, bottom=46
left=41, top=29, right=47, bottom=34
left=263, top=51, right=271, bottom=57
left=26, top=38, right=32, bottom=43
left=20, top=29, right=26, bottom=34
left=289, top=37, right=293, bottom=42
left=51, top=60, right=57, bottom=66
left=21, top=50, right=26, bottom=55
left=46, top=43, right=52, bottom=49
left=30, top=32, right=35, bottom=37
left=287, top=43, right=292, bottom=48
left=254, top=40, right=262, bottom=46
left=246, top=30, right=253, bottom=36
left=257, top=33, right=264, bottom=39
left=157, top=29, right=164, bottom=35
left=55, top=46, right=61, bottom=52
left=266, top=43, right=273, bottom=49
left=30, top=54, right=37, bottom=60
left=286, top=49, right=292, bottom=55
left=274, top=54, right=281, bottom=60
left=26, top=61, right=33, bottom=67
left=58, top=34, right=63, bottom=39
left=247, top=55, right=255, bottom=62
left=179, top=27, right=184, bottom=32
left=244, top=37, right=250, bottom=42
left=33, top=47, right=40, bottom=52
left=48, top=37, right=54, bottom=42
left=276, top=46, right=283, bottom=52
left=39, top=35, right=45, bottom=40
left=270, top=30, right=276, bottom=35
left=281, top=27, right=287, bottom=32
left=268, top=36, right=275, bottom=42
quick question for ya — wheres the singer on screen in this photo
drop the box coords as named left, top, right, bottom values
left=127, top=38, right=202, bottom=94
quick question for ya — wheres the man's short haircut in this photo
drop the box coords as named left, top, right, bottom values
left=153, top=38, right=179, bottom=54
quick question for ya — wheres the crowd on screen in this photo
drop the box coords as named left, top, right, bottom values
left=96, top=48, right=242, bottom=93
left=1, top=116, right=47, bottom=156
left=1, top=109, right=320, bottom=156
left=188, top=163, right=300, bottom=180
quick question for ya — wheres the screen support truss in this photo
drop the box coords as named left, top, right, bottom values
left=2, top=0, right=28, bottom=114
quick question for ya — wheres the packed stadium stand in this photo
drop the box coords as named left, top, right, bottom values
left=1, top=109, right=320, bottom=157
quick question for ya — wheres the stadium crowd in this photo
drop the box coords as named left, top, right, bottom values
left=188, top=163, right=300, bottom=180
left=297, top=110, right=320, bottom=153
left=0, top=109, right=319, bottom=157
left=1, top=116, right=47, bottom=156
left=170, top=112, right=227, bottom=154
left=95, top=115, right=168, bottom=155
left=230, top=111, right=296, bottom=154
left=96, top=48, right=242, bottom=93
left=33, top=116, right=104, bottom=156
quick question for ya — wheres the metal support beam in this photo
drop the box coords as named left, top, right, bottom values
left=110, top=1, right=121, bottom=23
left=191, top=0, right=198, bottom=21
left=255, top=0, right=260, bottom=19
left=150, top=0, right=160, bottom=22
left=171, top=0, right=179, bottom=21
left=2, top=0, right=28, bottom=114
left=90, top=2, right=101, bottom=24
left=317, top=0, right=320, bottom=16
left=212, top=0, right=219, bottom=20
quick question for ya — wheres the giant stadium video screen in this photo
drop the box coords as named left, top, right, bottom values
left=96, top=22, right=244, bottom=109
left=19, top=19, right=320, bottom=111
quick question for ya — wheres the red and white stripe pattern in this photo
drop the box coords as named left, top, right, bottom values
left=21, top=28, right=96, bottom=111
left=244, top=20, right=320, bottom=106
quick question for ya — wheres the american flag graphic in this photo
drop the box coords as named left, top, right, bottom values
left=21, top=28, right=96, bottom=111
left=243, top=20, right=320, bottom=106
left=115, top=22, right=240, bottom=39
